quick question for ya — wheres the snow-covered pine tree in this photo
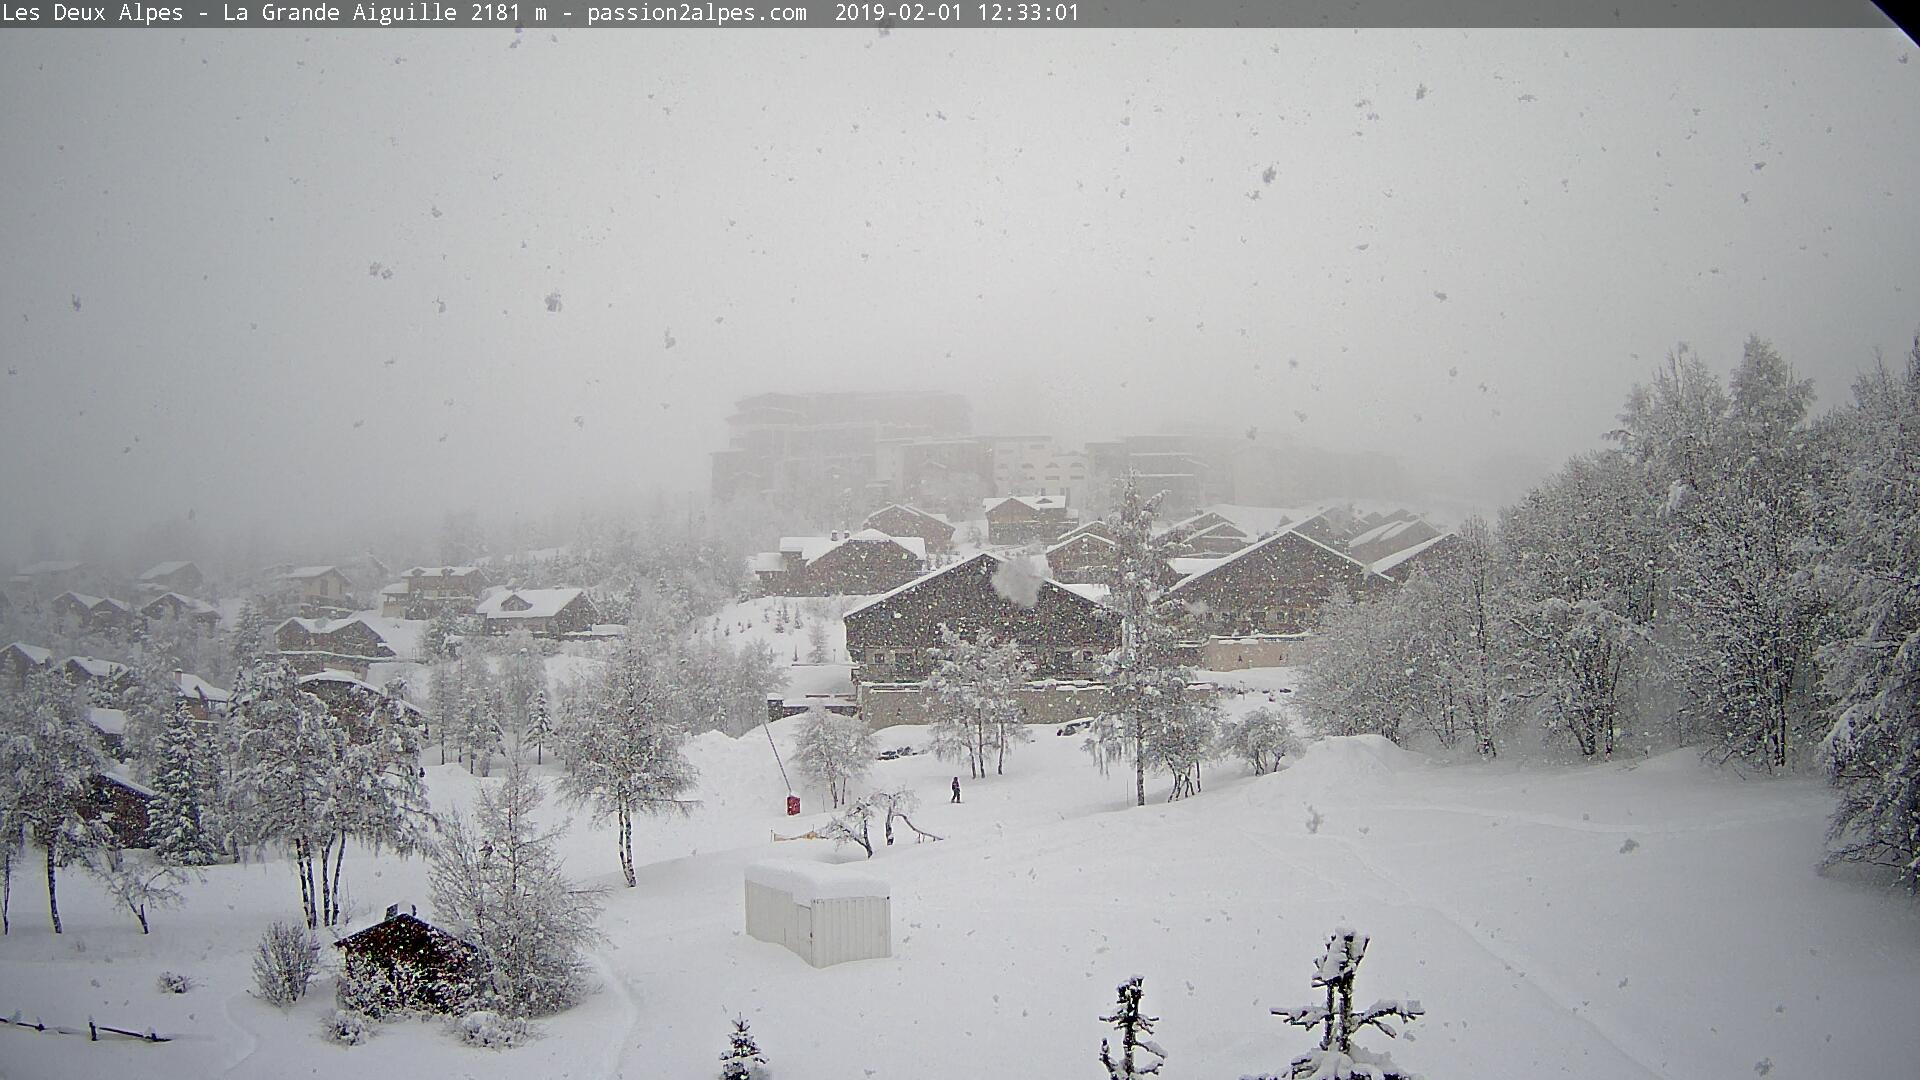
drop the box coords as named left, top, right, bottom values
left=923, top=625, right=1035, bottom=779
left=1256, top=929, right=1423, bottom=1080
left=526, top=686, right=553, bottom=765
left=719, top=1015, right=770, bottom=1080
left=423, top=606, right=461, bottom=660
left=229, top=597, right=273, bottom=671
left=430, top=758, right=602, bottom=1016
left=1819, top=335, right=1920, bottom=890
left=455, top=649, right=504, bottom=776
left=1090, top=475, right=1208, bottom=805
left=556, top=633, right=700, bottom=887
left=793, top=707, right=876, bottom=808
left=1098, top=975, right=1167, bottom=1079
left=149, top=699, right=220, bottom=865
left=0, top=670, right=113, bottom=933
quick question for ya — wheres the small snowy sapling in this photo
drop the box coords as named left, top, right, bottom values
left=1098, top=975, right=1167, bottom=1078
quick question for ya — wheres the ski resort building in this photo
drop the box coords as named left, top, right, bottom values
left=748, top=530, right=928, bottom=597
left=843, top=552, right=1119, bottom=726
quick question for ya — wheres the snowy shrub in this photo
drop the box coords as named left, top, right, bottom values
left=454, top=1009, right=531, bottom=1049
left=1098, top=975, right=1166, bottom=1078
left=1250, top=928, right=1423, bottom=1080
left=251, top=919, right=320, bottom=1008
left=156, top=971, right=194, bottom=994
left=1224, top=708, right=1302, bottom=775
left=335, top=955, right=437, bottom=1019
left=322, top=1009, right=371, bottom=1046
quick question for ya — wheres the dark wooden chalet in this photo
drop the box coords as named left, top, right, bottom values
left=862, top=504, right=956, bottom=554
left=752, top=531, right=927, bottom=597
left=275, top=617, right=398, bottom=677
left=381, top=566, right=492, bottom=619
left=2, top=641, right=54, bottom=688
left=1044, top=532, right=1118, bottom=586
left=139, top=592, right=221, bottom=629
left=844, top=553, right=1119, bottom=683
left=334, top=910, right=482, bottom=1014
left=85, top=773, right=155, bottom=849
left=62, top=655, right=135, bottom=698
left=1053, top=519, right=1118, bottom=547
left=51, top=591, right=134, bottom=634
left=1172, top=520, right=1253, bottom=556
left=298, top=670, right=426, bottom=735
left=474, top=587, right=601, bottom=637
left=1168, top=527, right=1389, bottom=636
left=982, top=495, right=1076, bottom=546
left=138, top=560, right=204, bottom=595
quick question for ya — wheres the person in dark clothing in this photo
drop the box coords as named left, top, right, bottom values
left=951, top=776, right=961, bottom=803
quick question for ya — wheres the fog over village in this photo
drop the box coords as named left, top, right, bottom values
left=2, top=20, right=1919, bottom=1080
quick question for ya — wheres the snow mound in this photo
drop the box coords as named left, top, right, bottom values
left=745, top=858, right=889, bottom=901
left=1287, top=734, right=1427, bottom=784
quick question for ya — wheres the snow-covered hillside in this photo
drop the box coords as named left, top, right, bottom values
left=1, top=685, right=1914, bottom=1080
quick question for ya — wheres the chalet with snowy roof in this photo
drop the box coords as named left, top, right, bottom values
left=750, top=531, right=928, bottom=597
left=1044, top=531, right=1118, bottom=586
left=1370, top=532, right=1465, bottom=583
left=88, top=707, right=130, bottom=757
left=2, top=642, right=54, bottom=688
left=1172, top=520, right=1253, bottom=557
left=137, top=560, right=204, bottom=595
left=982, top=494, right=1076, bottom=546
left=843, top=552, right=1120, bottom=725
left=139, top=591, right=220, bottom=629
left=85, top=773, right=154, bottom=849
left=1167, top=525, right=1390, bottom=668
left=282, top=565, right=355, bottom=614
left=475, top=587, right=600, bottom=638
left=50, top=591, right=134, bottom=634
left=63, top=655, right=135, bottom=699
left=1053, top=519, right=1118, bottom=546
left=862, top=504, right=956, bottom=554
left=275, top=616, right=398, bottom=677
left=1345, top=516, right=1444, bottom=566
left=379, top=565, right=492, bottom=618
left=298, top=670, right=426, bottom=735
left=335, top=910, right=481, bottom=1014
left=173, top=671, right=234, bottom=722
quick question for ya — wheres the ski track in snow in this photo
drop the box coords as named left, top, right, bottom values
left=1229, top=777, right=1687, bottom=1080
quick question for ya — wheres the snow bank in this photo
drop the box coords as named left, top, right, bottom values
left=1282, top=734, right=1427, bottom=789
left=745, top=858, right=889, bottom=902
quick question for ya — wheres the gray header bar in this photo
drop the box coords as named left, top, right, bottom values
left=0, top=0, right=1897, bottom=29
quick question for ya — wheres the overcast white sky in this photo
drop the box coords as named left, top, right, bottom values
left=2, top=27, right=1917, bottom=559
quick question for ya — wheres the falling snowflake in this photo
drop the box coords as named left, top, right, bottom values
left=1415, top=82, right=1429, bottom=100
left=544, top=291, right=563, bottom=313
left=1434, top=290, right=1448, bottom=301
left=663, top=328, right=677, bottom=349
left=1261, top=165, right=1276, bottom=184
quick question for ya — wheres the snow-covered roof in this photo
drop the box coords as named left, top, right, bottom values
left=983, top=494, right=1069, bottom=513
left=176, top=672, right=233, bottom=703
left=777, top=532, right=926, bottom=567
left=283, top=565, right=341, bottom=580
left=379, top=581, right=409, bottom=595
left=1168, top=523, right=1384, bottom=595
left=866, top=503, right=950, bottom=525
left=1370, top=533, right=1456, bottom=577
left=17, top=560, right=83, bottom=576
left=403, top=565, right=481, bottom=578
left=1059, top=582, right=1112, bottom=605
left=88, top=707, right=128, bottom=736
left=60, top=592, right=129, bottom=613
left=4, top=642, right=54, bottom=665
left=842, top=553, right=1002, bottom=618
left=1201, top=504, right=1298, bottom=538
left=1168, top=556, right=1227, bottom=578
left=748, top=552, right=787, bottom=574
left=1349, top=517, right=1425, bottom=548
left=139, top=560, right=196, bottom=580
left=66, top=655, right=129, bottom=680
left=476, top=587, right=586, bottom=620
left=1047, top=532, right=1115, bottom=554
left=144, top=592, right=217, bottom=616
left=745, top=858, right=889, bottom=902
left=298, top=670, right=425, bottom=714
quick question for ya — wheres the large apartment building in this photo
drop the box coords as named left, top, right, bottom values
left=709, top=391, right=974, bottom=504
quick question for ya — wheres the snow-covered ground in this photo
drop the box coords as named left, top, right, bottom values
left=2, top=679, right=1916, bottom=1080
